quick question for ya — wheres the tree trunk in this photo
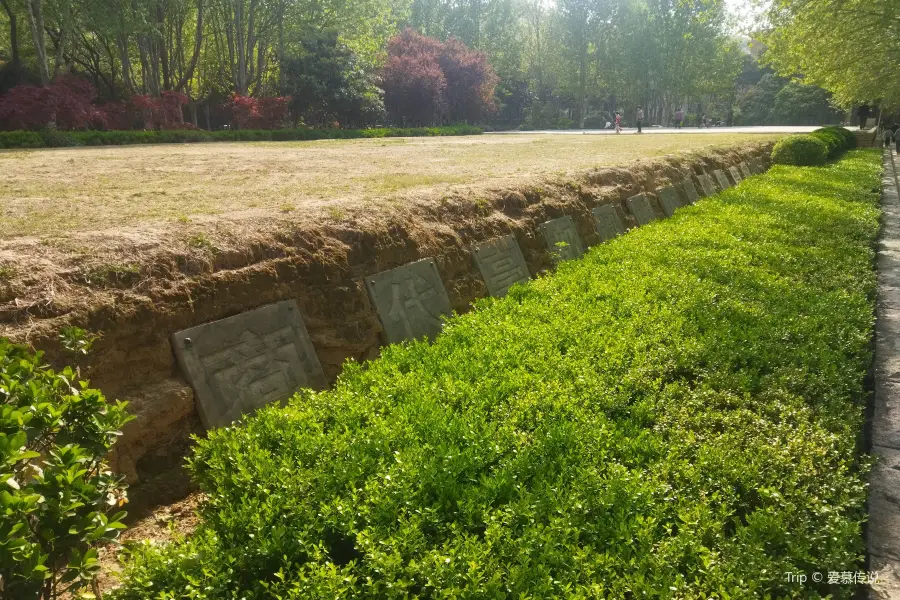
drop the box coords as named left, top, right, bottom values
left=51, top=0, right=71, bottom=78
left=157, top=0, right=171, bottom=90
left=174, top=0, right=203, bottom=91
left=0, top=0, right=19, bottom=66
left=25, top=0, right=51, bottom=85
left=578, top=47, right=587, bottom=128
left=117, top=34, right=134, bottom=93
left=234, top=0, right=246, bottom=94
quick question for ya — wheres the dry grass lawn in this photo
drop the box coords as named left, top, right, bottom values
left=0, top=133, right=779, bottom=238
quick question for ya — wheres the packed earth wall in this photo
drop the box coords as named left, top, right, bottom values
left=0, top=141, right=773, bottom=500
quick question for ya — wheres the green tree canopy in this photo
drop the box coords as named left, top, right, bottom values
left=763, top=0, right=900, bottom=107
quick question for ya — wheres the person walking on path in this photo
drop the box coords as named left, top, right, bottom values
left=858, top=104, right=871, bottom=129
left=615, top=111, right=622, bottom=133
left=636, top=106, right=644, bottom=133
left=674, top=109, right=684, bottom=129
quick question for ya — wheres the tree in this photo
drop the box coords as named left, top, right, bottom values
left=763, top=0, right=900, bottom=107
left=280, top=29, right=384, bottom=128
left=382, top=29, right=497, bottom=126
left=771, top=81, right=842, bottom=125
left=382, top=29, right=447, bottom=126
left=437, top=36, right=497, bottom=122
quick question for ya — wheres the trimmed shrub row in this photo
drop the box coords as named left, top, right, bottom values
left=0, top=124, right=483, bottom=149
left=771, top=125, right=856, bottom=166
left=114, top=151, right=880, bottom=598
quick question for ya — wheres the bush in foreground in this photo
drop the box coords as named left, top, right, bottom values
left=771, top=133, right=829, bottom=165
left=0, top=339, right=132, bottom=599
left=0, top=124, right=482, bottom=149
left=772, top=126, right=855, bottom=165
left=115, top=151, right=880, bottom=598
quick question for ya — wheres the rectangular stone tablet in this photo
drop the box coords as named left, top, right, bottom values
left=366, top=258, right=453, bottom=345
left=739, top=162, right=752, bottom=179
left=591, top=204, right=626, bottom=242
left=713, top=169, right=731, bottom=191
left=681, top=178, right=700, bottom=204
left=657, top=186, right=681, bottom=218
left=627, top=193, right=656, bottom=226
left=473, top=235, right=530, bottom=297
left=696, top=173, right=716, bottom=197
left=540, top=215, right=585, bottom=262
left=171, top=300, right=326, bottom=429
left=728, top=165, right=743, bottom=185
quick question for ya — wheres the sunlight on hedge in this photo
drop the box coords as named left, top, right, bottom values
left=114, top=150, right=881, bottom=599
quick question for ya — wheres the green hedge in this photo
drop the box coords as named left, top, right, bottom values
left=0, top=124, right=483, bottom=149
left=772, top=126, right=856, bottom=165
left=771, top=134, right=829, bottom=166
left=114, top=151, right=880, bottom=599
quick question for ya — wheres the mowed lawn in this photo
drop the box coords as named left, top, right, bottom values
left=0, top=133, right=779, bottom=238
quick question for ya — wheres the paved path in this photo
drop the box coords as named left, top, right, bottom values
left=488, top=125, right=852, bottom=136
left=870, top=148, right=900, bottom=598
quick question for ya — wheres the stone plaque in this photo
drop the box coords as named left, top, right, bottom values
left=713, top=169, right=731, bottom=191
left=739, top=162, right=752, bottom=179
left=366, top=258, right=453, bottom=344
left=754, top=158, right=767, bottom=174
left=171, top=300, right=326, bottom=429
left=591, top=204, right=625, bottom=242
left=657, top=186, right=681, bottom=218
left=697, top=173, right=716, bottom=197
left=728, top=165, right=743, bottom=185
left=681, top=178, right=700, bottom=204
left=473, top=235, right=530, bottom=297
left=540, top=215, right=585, bottom=262
left=627, top=193, right=656, bottom=226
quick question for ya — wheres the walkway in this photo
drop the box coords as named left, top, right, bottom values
left=488, top=125, right=850, bottom=136
left=871, top=147, right=900, bottom=598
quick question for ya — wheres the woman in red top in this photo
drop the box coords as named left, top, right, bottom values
left=614, top=112, right=622, bottom=133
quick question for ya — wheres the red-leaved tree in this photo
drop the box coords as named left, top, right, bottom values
left=0, top=76, right=106, bottom=130
left=438, top=38, right=498, bottom=123
left=226, top=95, right=291, bottom=129
left=132, top=91, right=189, bottom=129
left=381, top=29, right=497, bottom=126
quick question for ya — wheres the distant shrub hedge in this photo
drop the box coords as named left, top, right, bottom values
left=0, top=124, right=483, bottom=149
left=113, top=150, right=880, bottom=599
left=772, top=126, right=856, bottom=165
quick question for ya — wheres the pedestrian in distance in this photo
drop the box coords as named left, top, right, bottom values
left=858, top=104, right=871, bottom=129
left=883, top=126, right=894, bottom=148
left=615, top=111, right=622, bottom=134
left=674, top=108, right=684, bottom=129
left=636, top=106, right=644, bottom=133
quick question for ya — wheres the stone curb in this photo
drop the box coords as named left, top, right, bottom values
left=870, top=148, right=900, bottom=599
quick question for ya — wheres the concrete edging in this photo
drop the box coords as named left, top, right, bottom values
left=870, top=148, right=900, bottom=598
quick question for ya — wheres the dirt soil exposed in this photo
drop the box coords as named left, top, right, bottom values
left=0, top=139, right=775, bottom=508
